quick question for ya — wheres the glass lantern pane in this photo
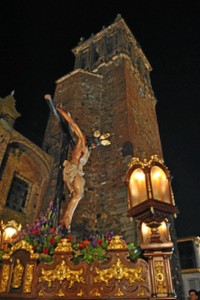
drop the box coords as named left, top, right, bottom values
left=129, top=168, right=147, bottom=206
left=151, top=166, right=171, bottom=203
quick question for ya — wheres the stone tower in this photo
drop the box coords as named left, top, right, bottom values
left=43, top=15, right=162, bottom=242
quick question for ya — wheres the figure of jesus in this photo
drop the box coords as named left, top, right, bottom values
left=56, top=105, right=91, bottom=232
left=44, top=94, right=111, bottom=232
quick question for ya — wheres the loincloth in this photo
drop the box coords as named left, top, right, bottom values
left=63, top=160, right=78, bottom=183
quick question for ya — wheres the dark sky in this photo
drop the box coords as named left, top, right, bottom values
left=0, top=1, right=200, bottom=238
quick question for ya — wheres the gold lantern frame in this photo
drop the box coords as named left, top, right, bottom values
left=126, top=155, right=178, bottom=226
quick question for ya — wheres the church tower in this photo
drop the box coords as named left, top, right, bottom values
left=43, top=15, right=162, bottom=242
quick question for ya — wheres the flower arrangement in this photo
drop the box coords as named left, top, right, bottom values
left=1, top=202, right=141, bottom=264
left=71, top=232, right=114, bottom=264
left=71, top=232, right=141, bottom=264
left=17, top=201, right=63, bottom=262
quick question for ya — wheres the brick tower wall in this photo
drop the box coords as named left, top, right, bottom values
left=43, top=57, right=162, bottom=243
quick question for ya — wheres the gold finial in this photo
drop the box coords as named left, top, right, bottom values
left=107, top=235, right=128, bottom=250
left=54, top=238, right=73, bottom=253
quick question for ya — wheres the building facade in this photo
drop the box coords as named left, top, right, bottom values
left=0, top=94, right=53, bottom=227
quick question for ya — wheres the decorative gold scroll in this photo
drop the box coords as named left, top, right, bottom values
left=107, top=235, right=128, bottom=250
left=0, top=264, right=10, bottom=292
left=94, top=258, right=144, bottom=286
left=38, top=260, right=85, bottom=288
left=23, top=264, right=34, bottom=293
left=154, top=261, right=167, bottom=294
left=3, top=240, right=39, bottom=260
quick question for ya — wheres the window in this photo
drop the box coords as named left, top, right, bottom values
left=6, top=174, right=29, bottom=212
left=80, top=51, right=88, bottom=69
left=106, top=36, right=113, bottom=54
left=93, top=44, right=99, bottom=63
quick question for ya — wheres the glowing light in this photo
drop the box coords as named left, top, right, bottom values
left=151, top=166, right=170, bottom=203
left=3, top=227, right=18, bottom=242
left=141, top=222, right=149, bottom=234
left=160, top=221, right=167, bottom=232
left=131, top=169, right=145, bottom=181
left=129, top=168, right=147, bottom=205
left=151, top=170, right=162, bottom=180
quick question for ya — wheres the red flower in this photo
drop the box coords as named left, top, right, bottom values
left=97, top=239, right=103, bottom=246
left=49, top=237, right=56, bottom=244
left=67, top=236, right=73, bottom=242
left=78, top=242, right=84, bottom=249
left=42, top=247, right=49, bottom=254
left=84, top=240, right=90, bottom=246
left=32, top=229, right=40, bottom=235
left=50, top=228, right=55, bottom=233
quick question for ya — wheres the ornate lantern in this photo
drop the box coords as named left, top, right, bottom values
left=0, top=220, right=21, bottom=250
left=126, top=155, right=178, bottom=298
left=126, top=155, right=179, bottom=246
left=126, top=155, right=178, bottom=227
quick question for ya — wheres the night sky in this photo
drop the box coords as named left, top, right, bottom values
left=0, top=1, right=199, bottom=238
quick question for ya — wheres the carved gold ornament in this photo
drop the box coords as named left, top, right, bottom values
left=115, top=287, right=124, bottom=296
left=94, top=258, right=144, bottom=286
left=56, top=289, right=65, bottom=296
left=0, top=264, right=10, bottom=292
left=23, top=264, right=34, bottom=293
left=3, top=240, right=39, bottom=260
left=77, top=289, right=85, bottom=296
left=54, top=238, right=73, bottom=252
left=11, top=258, right=24, bottom=288
left=137, top=288, right=146, bottom=296
left=154, top=261, right=167, bottom=294
left=94, top=289, right=101, bottom=297
left=38, top=289, right=44, bottom=296
left=107, top=235, right=128, bottom=250
left=39, top=260, right=85, bottom=288
left=128, top=155, right=164, bottom=169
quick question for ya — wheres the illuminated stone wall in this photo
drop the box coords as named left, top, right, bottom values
left=0, top=95, right=53, bottom=227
